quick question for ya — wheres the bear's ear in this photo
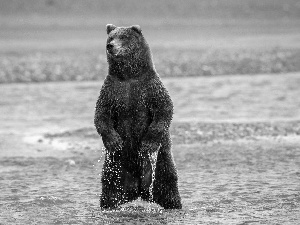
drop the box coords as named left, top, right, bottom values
left=106, top=24, right=117, bottom=34
left=131, top=25, right=142, bottom=34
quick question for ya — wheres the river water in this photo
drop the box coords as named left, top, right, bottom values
left=1, top=136, right=299, bottom=224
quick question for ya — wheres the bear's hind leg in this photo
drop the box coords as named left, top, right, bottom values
left=100, top=157, right=139, bottom=209
left=152, top=150, right=182, bottom=209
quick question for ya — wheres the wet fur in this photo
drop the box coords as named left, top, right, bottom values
left=94, top=24, right=182, bottom=209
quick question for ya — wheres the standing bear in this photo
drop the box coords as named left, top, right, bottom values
left=94, top=24, right=182, bottom=209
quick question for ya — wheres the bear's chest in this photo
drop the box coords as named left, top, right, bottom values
left=109, top=80, right=149, bottom=115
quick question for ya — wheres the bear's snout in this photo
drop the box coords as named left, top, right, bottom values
left=106, top=41, right=116, bottom=53
left=106, top=43, right=114, bottom=50
left=106, top=43, right=115, bottom=55
left=106, top=39, right=124, bottom=56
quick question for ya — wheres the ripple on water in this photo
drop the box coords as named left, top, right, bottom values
left=33, top=196, right=74, bottom=207
left=91, top=200, right=191, bottom=224
left=1, top=139, right=300, bottom=224
left=23, top=135, right=70, bottom=150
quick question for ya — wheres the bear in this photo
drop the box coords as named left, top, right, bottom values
left=94, top=24, right=182, bottom=209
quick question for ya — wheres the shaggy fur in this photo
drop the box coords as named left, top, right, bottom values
left=94, top=24, right=182, bottom=209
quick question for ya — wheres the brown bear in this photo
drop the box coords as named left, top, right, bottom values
left=94, top=24, right=182, bottom=209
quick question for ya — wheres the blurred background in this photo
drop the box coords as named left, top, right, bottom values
left=1, top=0, right=300, bottom=82
left=1, top=1, right=300, bottom=224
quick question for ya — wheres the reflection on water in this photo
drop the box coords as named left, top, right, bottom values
left=1, top=140, right=300, bottom=224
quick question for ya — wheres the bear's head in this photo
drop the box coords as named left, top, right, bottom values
left=105, top=24, right=155, bottom=79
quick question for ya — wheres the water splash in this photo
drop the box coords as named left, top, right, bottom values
left=149, top=151, right=158, bottom=202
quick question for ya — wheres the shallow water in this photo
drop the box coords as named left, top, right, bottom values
left=1, top=138, right=300, bottom=224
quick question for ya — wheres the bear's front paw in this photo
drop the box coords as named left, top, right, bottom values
left=104, top=134, right=123, bottom=152
left=141, top=141, right=161, bottom=154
